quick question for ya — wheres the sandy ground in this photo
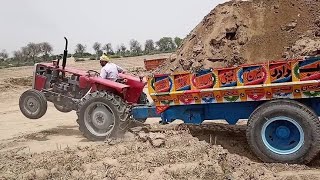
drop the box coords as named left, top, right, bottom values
left=1, top=54, right=320, bottom=179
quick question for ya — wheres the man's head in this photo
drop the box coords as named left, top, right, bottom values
left=100, top=54, right=110, bottom=67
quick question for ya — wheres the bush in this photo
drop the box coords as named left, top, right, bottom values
left=89, top=56, right=96, bottom=60
left=74, top=58, right=85, bottom=62
left=73, top=52, right=92, bottom=58
left=109, top=55, right=122, bottom=59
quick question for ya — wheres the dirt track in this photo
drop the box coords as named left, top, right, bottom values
left=1, top=54, right=320, bottom=179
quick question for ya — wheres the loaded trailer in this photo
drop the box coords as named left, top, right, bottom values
left=132, top=56, right=320, bottom=164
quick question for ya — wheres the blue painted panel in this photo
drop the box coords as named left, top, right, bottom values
left=161, top=101, right=263, bottom=125
left=161, top=106, right=205, bottom=124
left=314, top=99, right=320, bottom=116
left=298, top=98, right=320, bottom=116
left=205, top=101, right=261, bottom=124
left=132, top=106, right=160, bottom=121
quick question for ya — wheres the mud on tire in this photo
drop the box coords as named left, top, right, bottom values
left=19, top=89, right=47, bottom=119
left=77, top=91, right=131, bottom=141
left=246, top=99, right=320, bottom=164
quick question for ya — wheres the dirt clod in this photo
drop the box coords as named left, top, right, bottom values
left=282, top=21, right=298, bottom=31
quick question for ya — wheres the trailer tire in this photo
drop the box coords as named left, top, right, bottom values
left=246, top=99, right=320, bottom=164
left=77, top=91, right=130, bottom=141
left=19, top=89, right=47, bottom=119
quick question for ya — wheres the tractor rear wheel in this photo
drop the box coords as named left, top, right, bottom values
left=19, top=89, right=47, bottom=119
left=246, top=99, right=320, bottom=164
left=77, top=91, right=130, bottom=141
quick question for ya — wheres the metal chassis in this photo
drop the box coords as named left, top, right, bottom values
left=132, top=98, right=320, bottom=125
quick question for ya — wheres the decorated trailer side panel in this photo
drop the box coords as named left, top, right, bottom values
left=144, top=58, right=167, bottom=71
left=147, top=57, right=320, bottom=115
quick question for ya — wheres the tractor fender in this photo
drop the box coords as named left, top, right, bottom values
left=89, top=77, right=129, bottom=93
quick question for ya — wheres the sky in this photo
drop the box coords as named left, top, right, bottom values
left=0, top=0, right=228, bottom=55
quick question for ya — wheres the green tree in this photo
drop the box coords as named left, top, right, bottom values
left=40, top=42, right=53, bottom=61
left=129, top=39, right=142, bottom=56
left=13, top=50, right=23, bottom=65
left=116, top=45, right=121, bottom=55
left=156, top=37, right=176, bottom=52
left=40, top=42, right=53, bottom=55
left=93, top=42, right=101, bottom=56
left=103, top=43, right=114, bottom=55
left=0, top=49, right=8, bottom=60
left=120, top=44, right=127, bottom=56
left=27, top=43, right=42, bottom=64
left=21, top=46, right=31, bottom=61
left=174, top=37, right=183, bottom=48
left=144, top=39, right=155, bottom=54
left=75, top=43, right=86, bottom=57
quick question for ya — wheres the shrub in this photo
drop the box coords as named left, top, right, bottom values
left=89, top=56, right=96, bottom=60
left=110, top=55, right=122, bottom=59
left=74, top=58, right=85, bottom=62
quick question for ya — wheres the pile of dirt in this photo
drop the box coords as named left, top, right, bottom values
left=0, top=76, right=32, bottom=91
left=0, top=83, right=16, bottom=92
left=127, top=67, right=147, bottom=76
left=4, top=76, right=33, bottom=87
left=0, top=128, right=313, bottom=180
left=155, top=0, right=320, bottom=73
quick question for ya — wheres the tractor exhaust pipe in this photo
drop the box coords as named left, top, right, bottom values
left=62, top=37, right=68, bottom=70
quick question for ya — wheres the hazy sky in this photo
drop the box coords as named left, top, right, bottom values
left=0, top=0, right=227, bottom=55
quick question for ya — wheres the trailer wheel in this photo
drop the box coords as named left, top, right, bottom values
left=247, top=99, right=320, bottom=164
left=77, top=91, right=130, bottom=141
left=19, top=89, right=47, bottom=119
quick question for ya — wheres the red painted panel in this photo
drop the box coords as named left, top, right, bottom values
left=79, top=76, right=89, bottom=89
left=119, top=73, right=146, bottom=103
left=243, top=66, right=267, bottom=85
left=218, top=68, right=237, bottom=87
left=144, top=58, right=167, bottom=71
left=35, top=75, right=47, bottom=91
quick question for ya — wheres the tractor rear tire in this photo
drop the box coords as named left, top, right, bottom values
left=246, top=99, right=320, bottom=164
left=19, top=89, right=47, bottom=119
left=77, top=91, right=130, bottom=141
left=54, top=103, right=73, bottom=113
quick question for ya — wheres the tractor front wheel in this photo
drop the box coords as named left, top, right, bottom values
left=19, top=89, right=47, bottom=119
left=77, top=91, right=130, bottom=141
left=247, top=99, right=320, bottom=164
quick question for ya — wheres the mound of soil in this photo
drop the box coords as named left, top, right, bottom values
left=155, top=0, right=320, bottom=73
left=4, top=76, right=33, bottom=87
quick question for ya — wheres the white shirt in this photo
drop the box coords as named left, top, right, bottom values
left=100, top=63, right=124, bottom=81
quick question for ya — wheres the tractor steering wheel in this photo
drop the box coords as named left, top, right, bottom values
left=87, top=70, right=100, bottom=77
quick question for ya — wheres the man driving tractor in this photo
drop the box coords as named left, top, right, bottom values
left=99, top=53, right=126, bottom=82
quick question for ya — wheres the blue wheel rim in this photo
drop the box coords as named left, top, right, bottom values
left=261, top=116, right=304, bottom=155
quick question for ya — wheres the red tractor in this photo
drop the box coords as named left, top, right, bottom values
left=19, top=37, right=149, bottom=141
